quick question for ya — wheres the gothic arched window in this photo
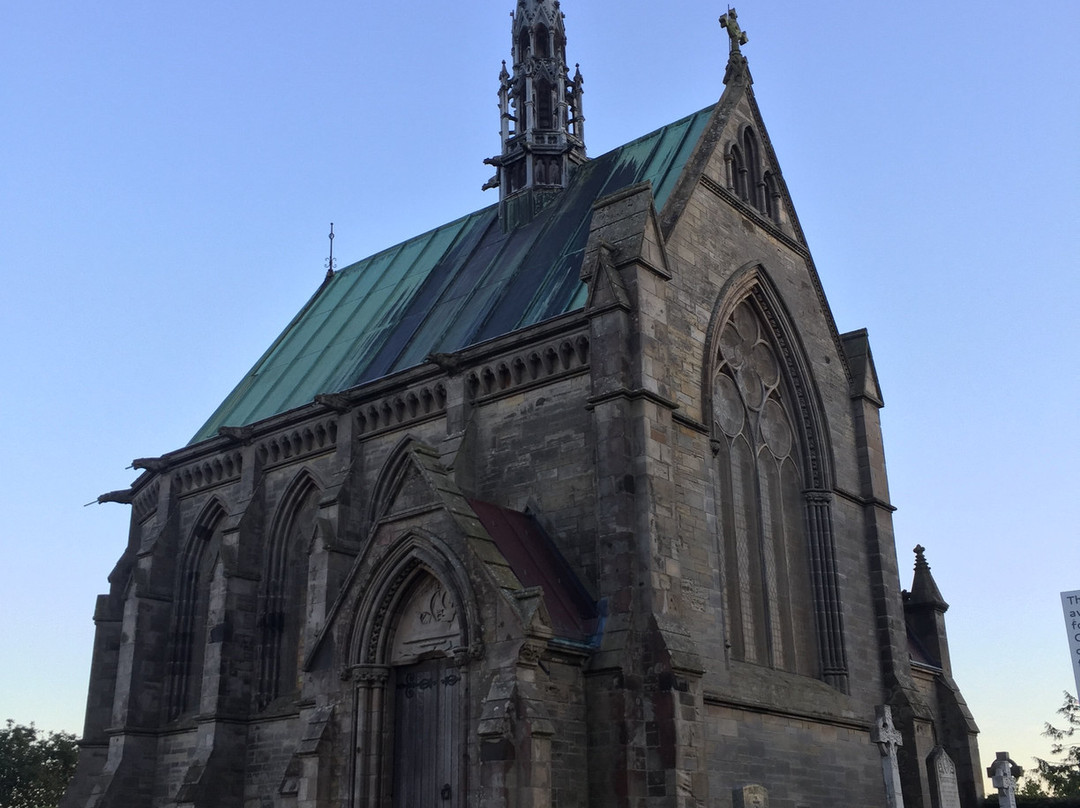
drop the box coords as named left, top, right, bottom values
left=712, top=298, right=817, bottom=676
left=517, top=29, right=530, bottom=63
left=728, top=144, right=747, bottom=200
left=166, top=504, right=225, bottom=719
left=536, top=79, right=554, bottom=130
left=763, top=171, right=779, bottom=222
left=534, top=24, right=550, bottom=57
left=742, top=127, right=763, bottom=211
left=256, top=477, right=319, bottom=709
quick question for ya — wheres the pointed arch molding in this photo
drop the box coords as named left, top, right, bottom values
left=342, top=531, right=476, bottom=808
left=367, top=433, right=440, bottom=528
left=303, top=435, right=487, bottom=676
left=268, top=467, right=326, bottom=539
left=346, top=531, right=476, bottom=667
left=704, top=262, right=834, bottom=488
left=166, top=497, right=228, bottom=719
left=257, top=469, right=323, bottom=708
left=703, top=262, right=849, bottom=690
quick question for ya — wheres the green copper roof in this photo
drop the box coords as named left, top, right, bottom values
left=192, top=105, right=714, bottom=443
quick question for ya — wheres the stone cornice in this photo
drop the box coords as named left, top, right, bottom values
left=124, top=310, right=590, bottom=498
left=672, top=411, right=709, bottom=434
left=702, top=692, right=872, bottom=732
left=585, top=387, right=679, bottom=412
left=831, top=485, right=897, bottom=513
left=700, top=174, right=809, bottom=259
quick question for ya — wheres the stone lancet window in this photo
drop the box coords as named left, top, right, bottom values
left=728, top=127, right=779, bottom=219
left=712, top=299, right=817, bottom=676
left=728, top=144, right=747, bottom=200
left=256, top=479, right=319, bottom=709
left=534, top=24, right=550, bottom=57
left=742, top=127, right=762, bottom=210
left=166, top=505, right=225, bottom=719
left=763, top=171, right=779, bottom=222
left=536, top=79, right=554, bottom=130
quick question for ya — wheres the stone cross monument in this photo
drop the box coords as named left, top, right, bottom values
left=872, top=705, right=905, bottom=808
left=987, top=752, right=1023, bottom=808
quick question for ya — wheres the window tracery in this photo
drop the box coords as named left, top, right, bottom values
left=712, top=299, right=817, bottom=675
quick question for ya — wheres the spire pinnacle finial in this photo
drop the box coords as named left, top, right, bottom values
left=909, top=544, right=948, bottom=611
left=486, top=0, right=587, bottom=209
left=324, top=223, right=336, bottom=279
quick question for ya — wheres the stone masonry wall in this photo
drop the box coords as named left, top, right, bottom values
left=705, top=702, right=883, bottom=807
left=650, top=92, right=892, bottom=719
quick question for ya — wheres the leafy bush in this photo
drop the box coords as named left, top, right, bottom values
left=0, top=720, right=78, bottom=808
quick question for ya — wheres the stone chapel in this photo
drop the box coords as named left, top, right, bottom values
left=64, top=5, right=983, bottom=807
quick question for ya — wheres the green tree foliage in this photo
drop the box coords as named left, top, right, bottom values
left=1020, top=776, right=1050, bottom=798
left=1032, top=692, right=1080, bottom=798
left=985, top=796, right=1080, bottom=807
left=0, top=720, right=78, bottom=808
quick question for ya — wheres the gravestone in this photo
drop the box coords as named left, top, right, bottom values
left=733, top=784, right=768, bottom=808
left=927, top=747, right=961, bottom=808
left=872, top=705, right=905, bottom=808
left=987, top=752, right=1022, bottom=808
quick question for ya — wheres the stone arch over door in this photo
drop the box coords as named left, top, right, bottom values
left=703, top=263, right=848, bottom=690
left=347, top=536, right=474, bottom=808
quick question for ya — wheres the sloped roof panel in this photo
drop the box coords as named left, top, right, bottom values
left=468, top=499, right=598, bottom=643
left=192, top=105, right=715, bottom=443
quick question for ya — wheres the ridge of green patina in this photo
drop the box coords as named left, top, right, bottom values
left=192, top=105, right=714, bottom=443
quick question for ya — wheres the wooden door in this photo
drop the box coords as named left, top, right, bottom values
left=392, top=658, right=462, bottom=808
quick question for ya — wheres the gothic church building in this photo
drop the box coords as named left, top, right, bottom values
left=64, top=5, right=982, bottom=807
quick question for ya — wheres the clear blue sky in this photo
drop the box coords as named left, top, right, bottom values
left=2, top=0, right=1078, bottom=790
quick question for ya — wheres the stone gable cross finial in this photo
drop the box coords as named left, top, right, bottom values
left=720, top=8, right=748, bottom=54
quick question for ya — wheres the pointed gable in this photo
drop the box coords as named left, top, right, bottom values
left=657, top=55, right=807, bottom=249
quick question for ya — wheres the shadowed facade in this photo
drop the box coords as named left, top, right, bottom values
left=65, top=5, right=981, bottom=807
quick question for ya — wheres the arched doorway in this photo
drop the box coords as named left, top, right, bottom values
left=388, top=574, right=463, bottom=807
left=351, top=563, right=468, bottom=808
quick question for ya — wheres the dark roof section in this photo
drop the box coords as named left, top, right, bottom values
left=192, top=105, right=715, bottom=443
left=468, top=499, right=598, bottom=644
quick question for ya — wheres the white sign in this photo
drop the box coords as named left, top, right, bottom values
left=1060, top=590, right=1080, bottom=698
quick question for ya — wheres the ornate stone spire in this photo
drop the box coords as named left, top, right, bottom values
left=485, top=0, right=587, bottom=208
